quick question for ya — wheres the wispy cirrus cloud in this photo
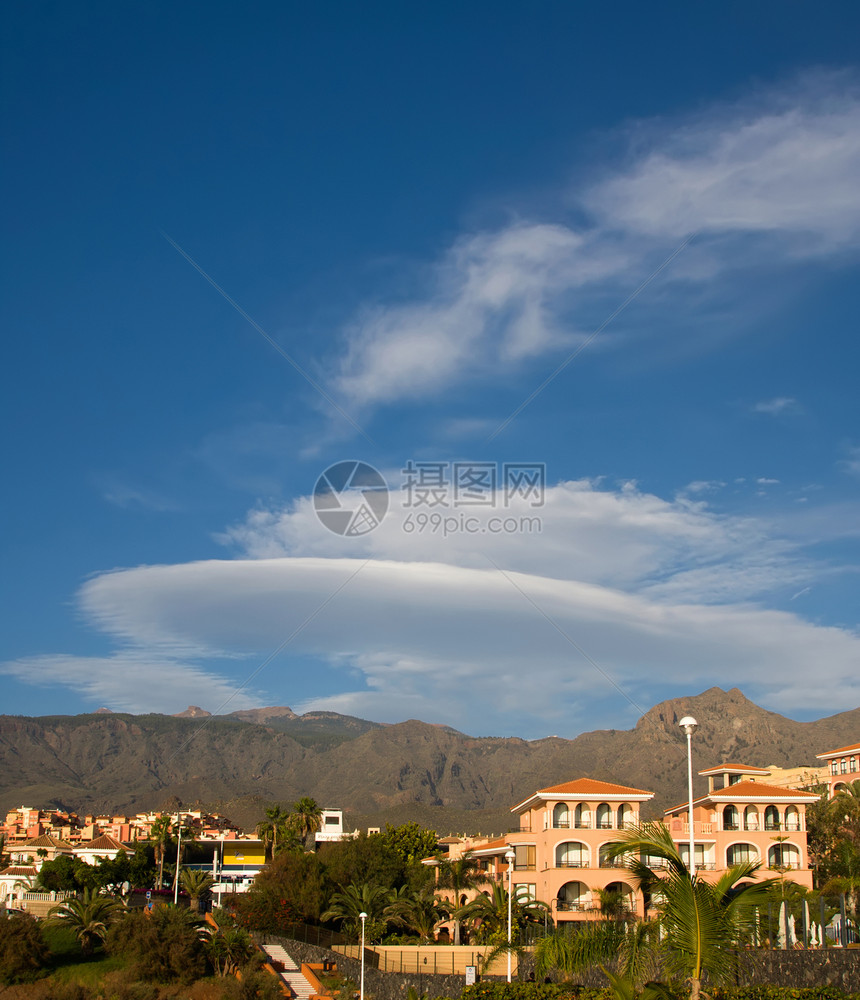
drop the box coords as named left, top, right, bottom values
left=328, top=73, right=860, bottom=416
left=753, top=397, right=800, bottom=415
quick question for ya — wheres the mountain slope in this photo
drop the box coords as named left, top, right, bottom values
left=0, top=689, right=855, bottom=825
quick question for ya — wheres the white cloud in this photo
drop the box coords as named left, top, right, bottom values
left=0, top=654, right=261, bottom=715
left=5, top=479, right=854, bottom=735
left=589, top=75, right=860, bottom=246
left=841, top=444, right=860, bottom=477
left=753, top=398, right=800, bottom=415
left=22, top=554, right=859, bottom=735
left=325, top=74, right=860, bottom=414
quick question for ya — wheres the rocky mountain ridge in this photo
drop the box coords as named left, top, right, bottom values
left=0, top=688, right=855, bottom=833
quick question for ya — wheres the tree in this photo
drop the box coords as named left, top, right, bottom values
left=433, top=851, right=485, bottom=945
left=180, top=868, right=215, bottom=911
left=257, top=805, right=287, bottom=861
left=105, top=904, right=208, bottom=984
left=0, top=913, right=50, bottom=985
left=47, top=887, right=123, bottom=956
left=603, top=822, right=778, bottom=1000
left=456, top=882, right=549, bottom=945
left=148, top=815, right=173, bottom=890
left=321, top=882, right=392, bottom=942
left=384, top=883, right=450, bottom=942
left=292, top=796, right=323, bottom=850
left=379, top=823, right=439, bottom=885
left=235, top=850, right=326, bottom=932
left=206, top=924, right=255, bottom=976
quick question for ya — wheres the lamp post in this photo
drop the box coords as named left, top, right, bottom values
left=504, top=848, right=516, bottom=983
left=359, top=911, right=367, bottom=1000
left=679, top=716, right=698, bottom=877
left=173, top=813, right=182, bottom=905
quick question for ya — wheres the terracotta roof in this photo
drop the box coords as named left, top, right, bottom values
left=469, top=837, right=511, bottom=856
left=537, top=778, right=653, bottom=797
left=17, top=835, right=74, bottom=850
left=75, top=834, right=127, bottom=852
left=664, top=779, right=820, bottom=815
left=816, top=743, right=860, bottom=759
left=0, top=865, right=38, bottom=877
left=708, top=780, right=819, bottom=800
left=512, top=777, right=653, bottom=814
left=698, top=764, right=770, bottom=775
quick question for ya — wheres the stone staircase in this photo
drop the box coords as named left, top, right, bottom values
left=262, top=945, right=315, bottom=999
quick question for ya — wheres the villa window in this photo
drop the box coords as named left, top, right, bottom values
left=832, top=762, right=839, bottom=775
left=841, top=758, right=849, bottom=774
left=764, top=806, right=780, bottom=831
left=574, top=804, right=590, bottom=829
left=514, top=844, right=536, bottom=871
left=727, top=843, right=757, bottom=865
left=744, top=806, right=759, bottom=831
left=851, top=756, right=858, bottom=773
left=785, top=807, right=800, bottom=831
left=768, top=843, right=800, bottom=869
left=553, top=803, right=570, bottom=829
left=556, top=842, right=589, bottom=868
left=723, top=805, right=739, bottom=831
left=596, top=803, right=612, bottom=830
left=617, top=803, right=633, bottom=828
left=515, top=883, right=537, bottom=902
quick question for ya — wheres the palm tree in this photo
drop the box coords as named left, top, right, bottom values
left=433, top=851, right=485, bottom=945
left=322, top=882, right=392, bottom=942
left=206, top=924, right=255, bottom=976
left=457, top=882, right=550, bottom=945
left=180, top=868, right=215, bottom=911
left=603, top=822, right=778, bottom=1000
left=148, top=815, right=173, bottom=890
left=292, top=797, right=323, bottom=850
left=384, top=883, right=450, bottom=942
left=257, top=805, right=285, bottom=861
left=47, top=887, right=123, bottom=955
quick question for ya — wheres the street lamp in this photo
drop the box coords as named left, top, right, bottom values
left=173, top=813, right=183, bottom=905
left=679, top=716, right=698, bottom=877
left=359, top=911, right=367, bottom=1000
left=504, top=848, right=516, bottom=983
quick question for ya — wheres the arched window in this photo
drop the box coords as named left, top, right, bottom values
left=785, top=806, right=800, bottom=831
left=850, top=756, right=858, bottom=773
left=553, top=803, right=570, bottom=829
left=617, top=803, right=633, bottom=828
left=556, top=881, right=590, bottom=911
left=599, top=844, right=619, bottom=868
left=596, top=803, right=612, bottom=829
left=556, top=841, right=589, bottom=868
left=727, top=843, right=758, bottom=865
left=768, top=843, right=800, bottom=869
left=831, top=761, right=839, bottom=775
left=764, top=805, right=780, bottom=831
left=574, top=804, right=590, bottom=829
left=723, top=805, right=739, bottom=831
left=841, top=758, right=849, bottom=774
left=602, top=881, right=635, bottom=917
left=744, top=806, right=759, bottom=831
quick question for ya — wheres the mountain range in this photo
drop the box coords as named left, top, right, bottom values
left=1, top=687, right=855, bottom=835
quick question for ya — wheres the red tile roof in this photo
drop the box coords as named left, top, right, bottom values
left=0, top=865, right=38, bottom=877
left=537, top=778, right=653, bottom=797
left=16, top=835, right=74, bottom=850
left=816, top=743, right=860, bottom=759
left=698, top=763, right=770, bottom=775
left=75, top=834, right=127, bottom=852
left=707, top=780, right=819, bottom=800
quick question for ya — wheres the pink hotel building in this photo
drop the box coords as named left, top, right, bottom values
left=435, top=747, right=853, bottom=925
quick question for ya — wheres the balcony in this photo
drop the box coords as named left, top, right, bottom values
left=556, top=860, right=589, bottom=868
left=551, top=820, right=571, bottom=829
left=555, top=900, right=591, bottom=912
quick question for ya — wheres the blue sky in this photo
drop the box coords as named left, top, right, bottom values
left=2, top=1, right=859, bottom=738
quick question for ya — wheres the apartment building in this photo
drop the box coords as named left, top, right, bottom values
left=815, top=742, right=860, bottom=797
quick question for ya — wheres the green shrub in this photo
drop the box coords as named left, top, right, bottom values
left=104, top=906, right=207, bottom=984
left=0, top=912, right=50, bottom=984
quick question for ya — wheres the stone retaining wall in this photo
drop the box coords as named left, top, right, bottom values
left=260, top=938, right=860, bottom=996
